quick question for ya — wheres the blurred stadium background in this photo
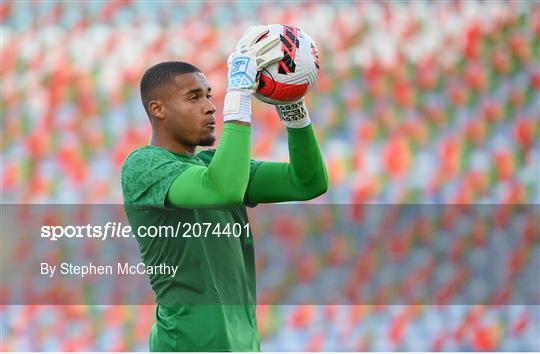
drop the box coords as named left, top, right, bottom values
left=1, top=0, right=539, bottom=351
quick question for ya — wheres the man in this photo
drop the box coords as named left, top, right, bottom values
left=121, top=26, right=327, bottom=351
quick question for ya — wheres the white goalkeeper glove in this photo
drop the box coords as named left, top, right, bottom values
left=275, top=98, right=312, bottom=128
left=224, top=25, right=283, bottom=123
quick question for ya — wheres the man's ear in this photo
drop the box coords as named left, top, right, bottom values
left=148, top=99, right=165, bottom=119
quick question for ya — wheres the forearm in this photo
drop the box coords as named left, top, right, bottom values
left=246, top=124, right=327, bottom=203
left=286, top=124, right=328, bottom=194
left=167, top=123, right=251, bottom=207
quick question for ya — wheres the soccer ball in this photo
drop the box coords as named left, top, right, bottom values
left=254, top=24, right=320, bottom=105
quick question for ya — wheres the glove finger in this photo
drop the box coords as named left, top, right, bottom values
left=249, top=36, right=281, bottom=57
left=227, top=52, right=236, bottom=66
left=236, top=25, right=269, bottom=50
left=256, top=45, right=284, bottom=70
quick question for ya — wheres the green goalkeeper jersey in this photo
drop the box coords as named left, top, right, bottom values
left=121, top=124, right=327, bottom=352
left=122, top=150, right=261, bottom=350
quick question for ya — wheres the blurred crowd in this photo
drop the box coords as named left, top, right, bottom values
left=2, top=1, right=538, bottom=203
left=1, top=0, right=539, bottom=351
left=2, top=305, right=538, bottom=351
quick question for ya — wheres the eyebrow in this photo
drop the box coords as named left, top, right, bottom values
left=184, top=87, right=212, bottom=96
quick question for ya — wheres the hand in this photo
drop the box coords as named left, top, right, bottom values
left=224, top=26, right=283, bottom=123
left=226, top=25, right=283, bottom=93
left=275, top=98, right=312, bottom=129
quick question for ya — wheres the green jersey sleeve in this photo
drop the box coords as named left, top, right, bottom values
left=121, top=146, right=191, bottom=209
left=245, top=124, right=328, bottom=203
left=197, top=148, right=262, bottom=207
left=165, top=124, right=252, bottom=208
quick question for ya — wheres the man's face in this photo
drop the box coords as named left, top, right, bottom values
left=159, top=72, right=217, bottom=148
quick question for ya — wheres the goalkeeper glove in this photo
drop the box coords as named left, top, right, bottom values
left=224, top=25, right=283, bottom=123
left=275, top=98, right=312, bottom=129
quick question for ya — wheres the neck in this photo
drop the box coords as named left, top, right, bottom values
left=150, top=132, right=196, bottom=156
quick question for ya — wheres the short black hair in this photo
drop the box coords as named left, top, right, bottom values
left=140, top=61, right=201, bottom=117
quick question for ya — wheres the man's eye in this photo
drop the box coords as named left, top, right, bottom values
left=206, top=95, right=212, bottom=99
left=190, top=96, right=198, bottom=101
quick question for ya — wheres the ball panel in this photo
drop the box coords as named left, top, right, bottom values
left=257, top=71, right=276, bottom=97
left=254, top=81, right=308, bottom=104
left=277, top=25, right=300, bottom=75
left=270, top=81, right=308, bottom=101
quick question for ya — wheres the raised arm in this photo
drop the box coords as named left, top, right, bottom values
left=245, top=100, right=328, bottom=204
left=167, top=26, right=284, bottom=208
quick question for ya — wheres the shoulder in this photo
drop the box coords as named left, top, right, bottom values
left=121, top=146, right=186, bottom=188
left=121, top=146, right=190, bottom=207
left=122, top=146, right=176, bottom=172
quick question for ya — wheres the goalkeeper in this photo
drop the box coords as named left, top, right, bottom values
left=121, top=26, right=327, bottom=352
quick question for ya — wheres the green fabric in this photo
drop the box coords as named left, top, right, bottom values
left=245, top=124, right=328, bottom=204
left=120, top=123, right=327, bottom=351
left=167, top=124, right=254, bottom=208
left=121, top=124, right=260, bottom=351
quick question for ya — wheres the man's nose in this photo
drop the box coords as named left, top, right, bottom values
left=204, top=98, right=217, bottom=115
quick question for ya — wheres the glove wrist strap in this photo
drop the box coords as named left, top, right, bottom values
left=223, top=90, right=252, bottom=123
left=276, top=100, right=312, bottom=128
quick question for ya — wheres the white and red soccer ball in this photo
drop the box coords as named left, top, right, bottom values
left=254, top=24, right=320, bottom=105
